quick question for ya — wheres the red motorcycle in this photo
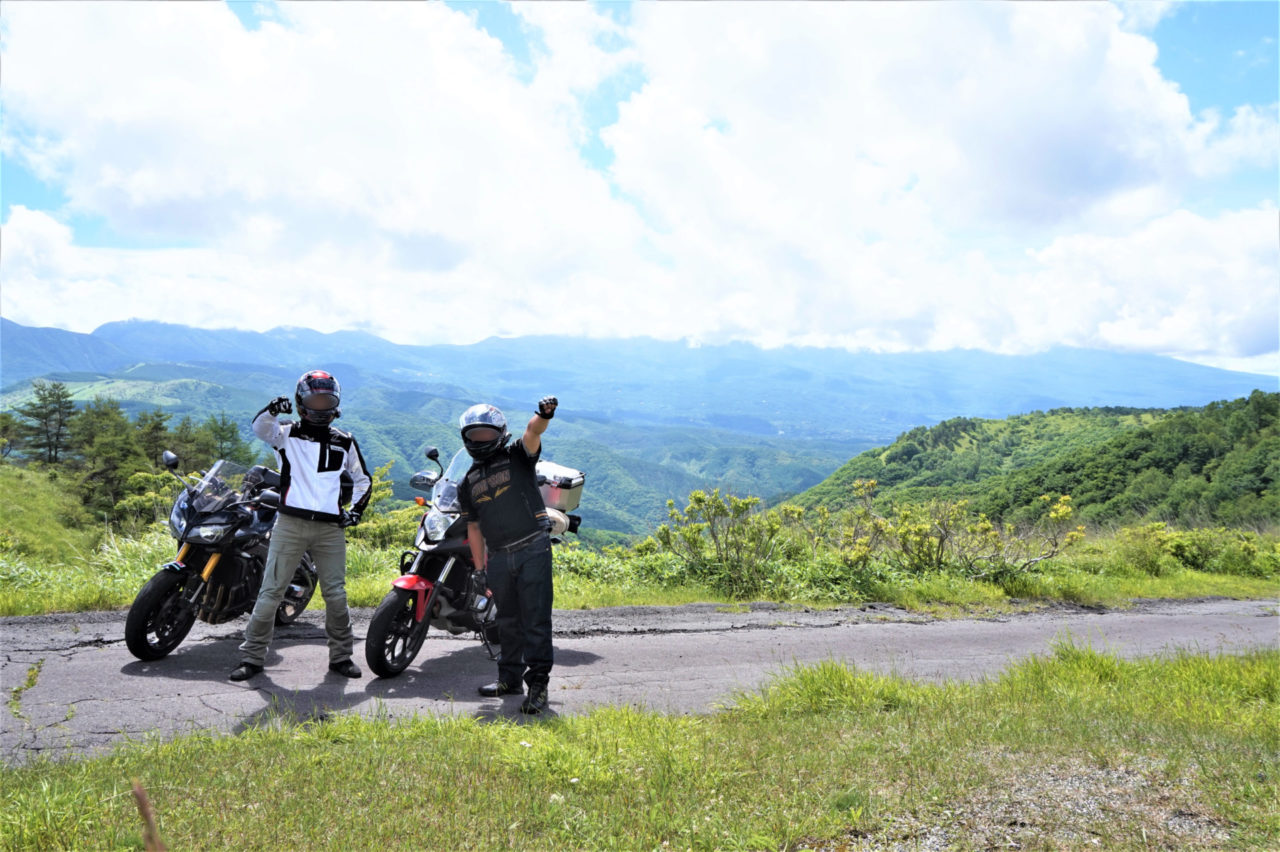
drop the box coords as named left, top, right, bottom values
left=364, top=447, right=583, bottom=678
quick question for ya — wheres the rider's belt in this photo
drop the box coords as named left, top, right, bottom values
left=278, top=506, right=342, bottom=524
left=488, top=530, right=548, bottom=554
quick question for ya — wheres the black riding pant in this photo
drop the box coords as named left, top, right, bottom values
left=487, top=532, right=553, bottom=689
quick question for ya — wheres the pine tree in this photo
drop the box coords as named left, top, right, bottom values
left=134, top=408, right=173, bottom=467
left=69, top=397, right=149, bottom=516
left=14, top=380, right=76, bottom=463
left=204, top=412, right=257, bottom=466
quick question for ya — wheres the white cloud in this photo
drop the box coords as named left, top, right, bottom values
left=1113, top=0, right=1179, bottom=33
left=2, top=206, right=237, bottom=331
left=1186, top=104, right=1280, bottom=178
left=0, top=0, right=1275, bottom=376
left=1027, top=206, right=1279, bottom=361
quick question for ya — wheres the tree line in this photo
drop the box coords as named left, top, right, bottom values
left=1, top=380, right=260, bottom=522
left=794, top=391, right=1278, bottom=530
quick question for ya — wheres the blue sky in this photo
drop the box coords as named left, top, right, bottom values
left=1, top=1, right=1276, bottom=375
left=1154, top=1, right=1277, bottom=111
left=1150, top=1, right=1278, bottom=217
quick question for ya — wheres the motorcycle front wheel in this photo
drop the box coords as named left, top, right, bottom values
left=275, top=553, right=317, bottom=625
left=125, top=570, right=198, bottom=660
left=365, top=585, right=436, bottom=678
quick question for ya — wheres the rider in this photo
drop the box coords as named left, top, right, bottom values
left=457, top=396, right=559, bottom=714
left=230, top=370, right=372, bottom=682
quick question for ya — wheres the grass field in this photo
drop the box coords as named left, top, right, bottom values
left=2, top=645, right=1276, bottom=850
left=2, top=511, right=1276, bottom=850
left=2, top=523, right=1278, bottom=617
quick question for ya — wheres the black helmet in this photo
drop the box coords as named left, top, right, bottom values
left=295, top=370, right=341, bottom=425
left=459, top=403, right=509, bottom=460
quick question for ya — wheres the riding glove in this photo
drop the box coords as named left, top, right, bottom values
left=267, top=396, right=293, bottom=416
left=537, top=396, right=558, bottom=419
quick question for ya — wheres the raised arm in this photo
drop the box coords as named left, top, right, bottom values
left=521, top=396, right=558, bottom=455
left=252, top=396, right=293, bottom=448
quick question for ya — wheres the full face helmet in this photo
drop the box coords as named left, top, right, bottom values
left=295, top=370, right=342, bottom=425
left=459, top=404, right=510, bottom=461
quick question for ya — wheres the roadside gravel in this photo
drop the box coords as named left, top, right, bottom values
left=794, top=754, right=1234, bottom=850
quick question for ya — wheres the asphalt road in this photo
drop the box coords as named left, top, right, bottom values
left=2, top=597, right=1276, bottom=766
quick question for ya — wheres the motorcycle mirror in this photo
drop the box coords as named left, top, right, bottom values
left=162, top=451, right=180, bottom=471
left=425, top=447, right=439, bottom=461
left=410, top=470, right=441, bottom=492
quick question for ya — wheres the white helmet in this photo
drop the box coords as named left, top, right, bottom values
left=459, top=404, right=510, bottom=460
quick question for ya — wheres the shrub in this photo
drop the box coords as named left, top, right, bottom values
left=652, top=486, right=1086, bottom=601
left=654, top=490, right=786, bottom=597
left=1115, top=523, right=1183, bottom=577
left=344, top=504, right=422, bottom=551
left=1112, top=524, right=1279, bottom=579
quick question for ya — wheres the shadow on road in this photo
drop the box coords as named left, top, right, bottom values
left=118, top=621, right=330, bottom=682
left=116, top=621, right=602, bottom=731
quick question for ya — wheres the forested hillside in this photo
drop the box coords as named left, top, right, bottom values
left=793, top=392, right=1279, bottom=529
left=0, top=378, right=851, bottom=536
left=4, top=318, right=1274, bottom=536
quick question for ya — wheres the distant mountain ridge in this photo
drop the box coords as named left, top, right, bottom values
left=3, top=317, right=1271, bottom=442
left=2, top=317, right=1272, bottom=534
left=1, top=318, right=133, bottom=381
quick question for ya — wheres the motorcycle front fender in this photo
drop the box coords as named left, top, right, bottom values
left=392, top=575, right=433, bottom=622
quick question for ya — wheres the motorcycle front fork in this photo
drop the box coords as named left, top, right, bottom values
left=164, top=543, right=224, bottom=612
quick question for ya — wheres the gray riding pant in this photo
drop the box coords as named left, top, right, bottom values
left=238, top=513, right=353, bottom=666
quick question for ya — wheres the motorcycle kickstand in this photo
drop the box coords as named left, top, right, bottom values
left=479, top=629, right=499, bottom=661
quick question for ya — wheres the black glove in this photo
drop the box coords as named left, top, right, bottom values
left=537, top=396, right=558, bottom=419
left=267, top=396, right=293, bottom=416
left=340, top=509, right=361, bottom=528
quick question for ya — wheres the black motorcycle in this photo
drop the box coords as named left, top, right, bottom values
left=124, top=452, right=317, bottom=661
left=364, top=446, right=583, bottom=678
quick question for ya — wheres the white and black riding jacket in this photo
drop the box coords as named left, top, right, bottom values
left=252, top=411, right=372, bottom=524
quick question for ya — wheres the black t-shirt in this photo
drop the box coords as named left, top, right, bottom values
left=457, top=440, right=548, bottom=550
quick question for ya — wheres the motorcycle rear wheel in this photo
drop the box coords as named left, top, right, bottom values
left=366, top=585, right=436, bottom=678
left=275, top=554, right=317, bottom=625
left=125, top=570, right=197, bottom=660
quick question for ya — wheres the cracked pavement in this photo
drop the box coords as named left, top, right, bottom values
left=2, top=597, right=1276, bottom=765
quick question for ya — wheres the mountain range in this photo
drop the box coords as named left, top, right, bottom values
left=1, top=317, right=1272, bottom=534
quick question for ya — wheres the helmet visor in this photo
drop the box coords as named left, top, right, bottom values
left=464, top=426, right=502, bottom=442
left=303, top=393, right=340, bottom=411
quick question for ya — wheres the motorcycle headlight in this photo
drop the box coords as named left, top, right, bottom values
left=420, top=509, right=452, bottom=544
left=186, top=524, right=233, bottom=544
left=168, top=494, right=189, bottom=538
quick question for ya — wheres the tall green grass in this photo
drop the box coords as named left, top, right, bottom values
left=0, top=466, right=101, bottom=564
left=3, top=647, right=1276, bottom=850
left=2, top=527, right=1277, bottom=617
left=1, top=488, right=1276, bottom=617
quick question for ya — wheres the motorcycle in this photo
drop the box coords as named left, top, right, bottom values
left=364, top=446, right=584, bottom=679
left=124, top=451, right=318, bottom=661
